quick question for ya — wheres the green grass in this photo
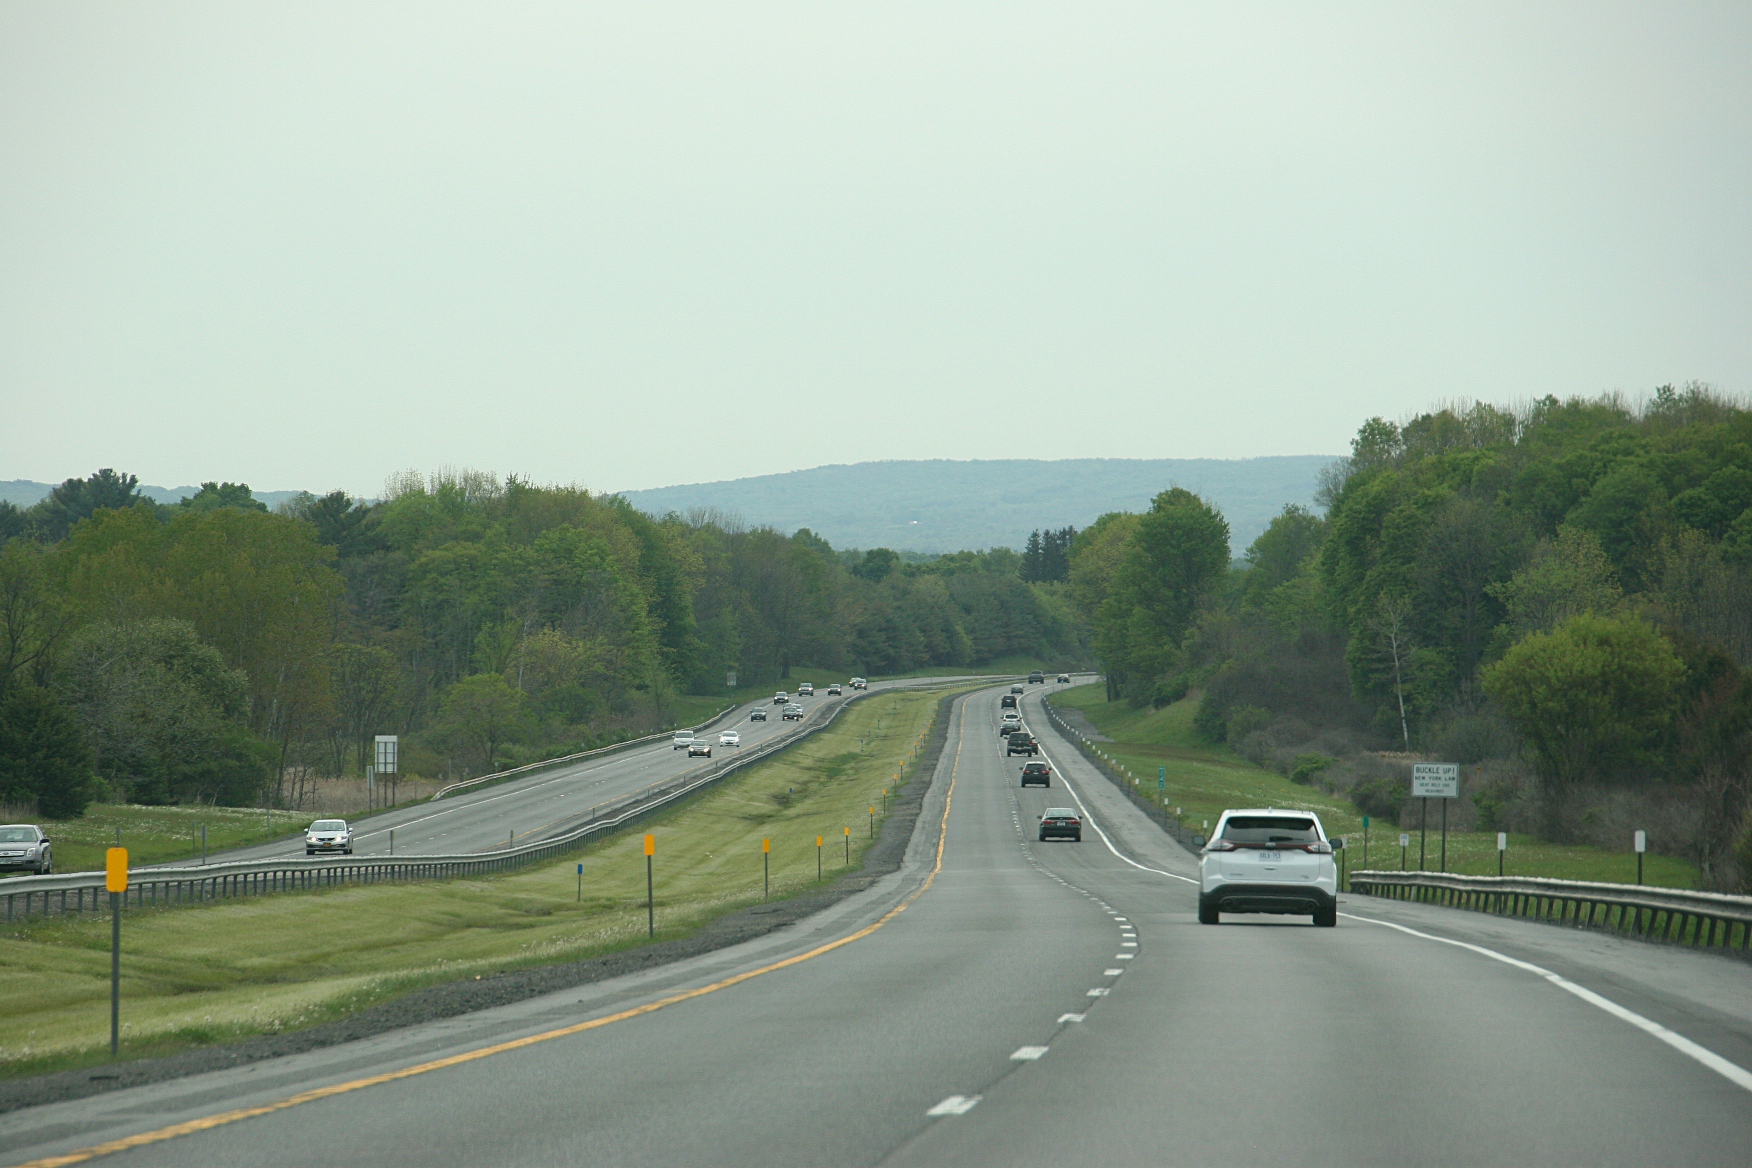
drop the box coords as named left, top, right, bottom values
left=1049, top=684, right=1701, bottom=890
left=0, top=686, right=955, bottom=1080
left=12, top=805, right=314, bottom=877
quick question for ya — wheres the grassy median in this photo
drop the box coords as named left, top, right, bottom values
left=0, top=687, right=950, bottom=1080
left=1049, top=684, right=1700, bottom=889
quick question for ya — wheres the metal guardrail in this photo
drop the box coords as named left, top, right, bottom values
left=1348, top=870, right=1752, bottom=954
left=0, top=676, right=994, bottom=922
left=427, top=702, right=742, bottom=800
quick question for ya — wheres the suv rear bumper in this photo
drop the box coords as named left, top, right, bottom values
left=1200, top=882, right=1335, bottom=915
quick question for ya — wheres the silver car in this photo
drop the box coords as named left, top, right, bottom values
left=0, top=824, right=51, bottom=874
left=305, top=819, right=353, bottom=856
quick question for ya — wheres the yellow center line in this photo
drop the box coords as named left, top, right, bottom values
left=13, top=704, right=966, bottom=1168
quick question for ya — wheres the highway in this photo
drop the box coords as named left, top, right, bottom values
left=168, top=675, right=984, bottom=867
left=5, top=682, right=1751, bottom=1167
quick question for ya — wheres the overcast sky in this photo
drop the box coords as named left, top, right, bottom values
left=3, top=2, right=1748, bottom=497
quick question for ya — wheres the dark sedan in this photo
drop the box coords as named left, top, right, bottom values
left=1038, top=808, right=1082, bottom=841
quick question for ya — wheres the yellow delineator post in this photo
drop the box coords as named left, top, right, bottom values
left=106, top=847, right=128, bottom=1057
left=844, top=825, right=851, bottom=866
left=816, top=835, right=823, bottom=881
left=762, top=838, right=770, bottom=900
left=643, top=834, right=655, bottom=938
left=869, top=805, right=875, bottom=838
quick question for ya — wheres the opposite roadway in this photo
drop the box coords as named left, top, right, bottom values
left=5, top=682, right=1751, bottom=1167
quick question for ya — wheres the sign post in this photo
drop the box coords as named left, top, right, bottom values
left=106, top=847, right=128, bottom=1057
left=1362, top=815, right=1370, bottom=870
left=1497, top=832, right=1507, bottom=876
left=1399, top=832, right=1409, bottom=870
left=1411, top=764, right=1459, bottom=872
left=375, top=736, right=399, bottom=806
left=644, top=834, right=655, bottom=937
left=1634, top=830, right=1646, bottom=885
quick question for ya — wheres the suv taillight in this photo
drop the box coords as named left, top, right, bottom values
left=1306, top=841, right=1333, bottom=854
left=1205, top=839, right=1237, bottom=851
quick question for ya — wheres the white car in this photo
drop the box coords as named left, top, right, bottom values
left=1198, top=808, right=1339, bottom=927
left=672, top=731, right=694, bottom=750
left=305, top=819, right=353, bottom=856
left=719, top=730, right=741, bottom=747
left=0, top=824, right=52, bottom=874
left=688, top=740, right=713, bottom=757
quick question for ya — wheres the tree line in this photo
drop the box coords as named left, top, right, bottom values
left=0, top=470, right=1088, bottom=816
left=1067, top=386, right=1752, bottom=888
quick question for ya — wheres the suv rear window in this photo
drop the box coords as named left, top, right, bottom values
left=1023, top=761, right=1049, bottom=772
left=1220, top=816, right=1318, bottom=844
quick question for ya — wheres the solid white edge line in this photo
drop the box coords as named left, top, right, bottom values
left=1340, top=911, right=1752, bottom=1094
left=1031, top=692, right=1752, bottom=1098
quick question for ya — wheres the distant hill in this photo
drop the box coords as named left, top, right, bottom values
left=618, top=457, right=1338, bottom=554
left=0, top=480, right=307, bottom=511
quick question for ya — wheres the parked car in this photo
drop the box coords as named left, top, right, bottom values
left=827, top=684, right=842, bottom=696
left=1198, top=808, right=1340, bottom=927
left=1057, top=674, right=1071, bottom=683
left=1029, top=671, right=1045, bottom=684
left=749, top=709, right=769, bottom=721
left=798, top=683, right=814, bottom=697
left=773, top=691, right=789, bottom=704
left=688, top=740, right=714, bottom=757
left=849, top=677, right=867, bottom=689
left=1019, top=760, right=1052, bottom=788
left=782, top=704, right=805, bottom=721
left=0, top=824, right=51, bottom=874
left=719, top=730, right=741, bottom=747
left=672, top=731, right=694, bottom=750
left=1006, top=731, right=1039, bottom=756
left=1038, top=806, right=1080, bottom=840
left=305, top=819, right=353, bottom=856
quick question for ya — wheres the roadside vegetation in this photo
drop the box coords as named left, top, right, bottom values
left=0, top=470, right=1088, bottom=826
left=1065, top=386, right=1752, bottom=891
left=1051, top=684, right=1700, bottom=889
left=0, top=688, right=947, bottom=1081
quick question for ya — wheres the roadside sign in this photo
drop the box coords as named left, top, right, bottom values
left=1157, top=766, right=1166, bottom=790
left=374, top=735, right=399, bottom=774
left=105, top=847, right=128, bottom=893
left=726, top=671, right=737, bottom=688
left=1411, top=763, right=1458, bottom=798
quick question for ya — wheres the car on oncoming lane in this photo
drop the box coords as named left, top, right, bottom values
left=849, top=677, right=867, bottom=690
left=773, top=691, right=789, bottom=704
left=1038, top=807, right=1080, bottom=840
left=1198, top=808, right=1340, bottom=928
left=688, top=739, right=714, bottom=757
left=719, top=730, right=741, bottom=747
left=673, top=731, right=695, bottom=750
left=827, top=684, right=842, bottom=696
left=0, top=824, right=52, bottom=874
left=749, top=708, right=768, bottom=721
left=305, top=819, right=353, bottom=856
left=798, top=682, right=814, bottom=697
left=1019, top=760, right=1052, bottom=788
left=782, top=704, right=805, bottom=721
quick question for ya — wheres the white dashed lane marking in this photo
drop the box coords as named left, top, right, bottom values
left=1104, top=969, right=1123, bottom=976
left=1087, top=988, right=1110, bottom=997
left=927, top=1095, right=981, bottom=1116
left=1011, top=1046, right=1049, bottom=1061
left=1058, top=1013, right=1085, bottom=1024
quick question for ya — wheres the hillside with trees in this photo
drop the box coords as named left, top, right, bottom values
left=0, top=470, right=1088, bottom=816
left=1068, top=386, right=1752, bottom=889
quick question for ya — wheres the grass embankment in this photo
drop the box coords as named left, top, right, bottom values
left=14, top=805, right=313, bottom=876
left=0, top=688, right=949, bottom=1080
left=1049, top=684, right=1700, bottom=890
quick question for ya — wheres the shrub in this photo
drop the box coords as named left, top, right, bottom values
left=1290, top=754, right=1334, bottom=786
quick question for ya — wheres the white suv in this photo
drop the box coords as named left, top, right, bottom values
left=1198, top=808, right=1340, bottom=927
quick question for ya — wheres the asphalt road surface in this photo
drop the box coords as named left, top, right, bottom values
left=6, top=682, right=1750, bottom=1168
left=159, top=675, right=1009, bottom=867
